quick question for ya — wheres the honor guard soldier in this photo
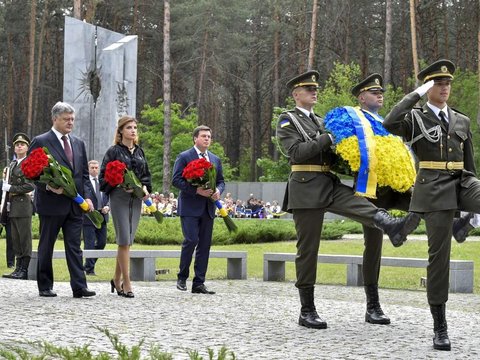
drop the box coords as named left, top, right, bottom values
left=276, top=70, right=420, bottom=330
left=351, top=73, right=478, bottom=327
left=2, top=133, right=34, bottom=280
left=351, top=73, right=415, bottom=325
left=384, top=59, right=480, bottom=351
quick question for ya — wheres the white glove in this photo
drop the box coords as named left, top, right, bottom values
left=2, top=183, right=11, bottom=192
left=414, top=80, right=434, bottom=97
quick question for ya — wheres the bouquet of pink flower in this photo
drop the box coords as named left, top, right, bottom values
left=104, top=160, right=163, bottom=223
left=21, top=147, right=103, bottom=229
left=182, top=158, right=237, bottom=233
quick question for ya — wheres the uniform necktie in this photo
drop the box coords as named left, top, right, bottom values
left=309, top=113, right=316, bottom=122
left=93, top=177, right=102, bottom=210
left=61, top=135, right=73, bottom=166
left=439, top=111, right=448, bottom=129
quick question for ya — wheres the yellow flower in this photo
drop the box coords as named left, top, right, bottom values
left=336, top=135, right=416, bottom=193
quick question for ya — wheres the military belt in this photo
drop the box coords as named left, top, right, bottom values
left=418, top=161, right=464, bottom=170
left=291, top=165, right=330, bottom=172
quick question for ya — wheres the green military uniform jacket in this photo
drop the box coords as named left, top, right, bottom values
left=276, top=108, right=337, bottom=212
left=7, top=159, right=34, bottom=218
left=383, top=92, right=476, bottom=212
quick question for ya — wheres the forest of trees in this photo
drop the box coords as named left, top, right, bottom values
left=0, top=0, right=479, bottom=191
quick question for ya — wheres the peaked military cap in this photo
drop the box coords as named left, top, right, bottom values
left=351, top=73, right=385, bottom=97
left=417, top=59, right=455, bottom=83
left=12, top=132, right=30, bottom=146
left=287, top=70, right=320, bottom=91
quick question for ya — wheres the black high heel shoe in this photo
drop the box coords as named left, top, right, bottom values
left=110, top=279, right=124, bottom=296
left=123, top=291, right=135, bottom=298
left=122, top=284, right=134, bottom=298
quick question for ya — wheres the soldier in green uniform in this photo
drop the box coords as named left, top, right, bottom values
left=351, top=74, right=478, bottom=327
left=350, top=74, right=413, bottom=325
left=276, top=70, right=421, bottom=330
left=384, top=59, right=480, bottom=351
left=2, top=133, right=34, bottom=280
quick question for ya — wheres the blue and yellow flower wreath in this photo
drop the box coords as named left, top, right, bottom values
left=324, top=106, right=416, bottom=198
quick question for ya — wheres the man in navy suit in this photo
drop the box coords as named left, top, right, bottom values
left=172, top=125, right=225, bottom=294
left=29, top=102, right=96, bottom=298
left=83, top=160, right=110, bottom=275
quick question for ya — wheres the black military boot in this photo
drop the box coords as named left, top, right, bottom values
left=298, top=287, right=327, bottom=329
left=364, top=284, right=390, bottom=325
left=373, top=209, right=421, bottom=247
left=452, top=212, right=474, bottom=243
left=430, top=304, right=451, bottom=351
left=12, top=257, right=29, bottom=280
left=2, top=257, right=21, bottom=279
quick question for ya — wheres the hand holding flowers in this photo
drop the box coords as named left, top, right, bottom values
left=104, top=160, right=163, bottom=223
left=21, top=147, right=103, bottom=228
left=182, top=158, right=237, bottom=233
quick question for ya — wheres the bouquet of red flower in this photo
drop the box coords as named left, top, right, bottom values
left=182, top=158, right=237, bottom=233
left=104, top=160, right=163, bottom=223
left=21, top=147, right=103, bottom=229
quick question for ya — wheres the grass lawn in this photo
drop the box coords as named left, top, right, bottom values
left=1, top=238, right=479, bottom=294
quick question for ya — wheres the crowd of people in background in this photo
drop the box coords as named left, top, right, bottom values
left=141, top=191, right=285, bottom=219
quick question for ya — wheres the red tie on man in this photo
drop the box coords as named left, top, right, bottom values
left=61, top=135, right=73, bottom=166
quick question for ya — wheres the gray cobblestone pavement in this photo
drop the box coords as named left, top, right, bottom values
left=0, top=277, right=479, bottom=359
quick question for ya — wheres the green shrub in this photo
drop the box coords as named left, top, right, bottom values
left=27, top=214, right=426, bottom=246
left=0, top=327, right=236, bottom=359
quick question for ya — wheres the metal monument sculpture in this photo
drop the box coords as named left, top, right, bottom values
left=63, top=16, right=138, bottom=162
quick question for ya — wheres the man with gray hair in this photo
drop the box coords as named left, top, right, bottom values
left=29, top=101, right=96, bottom=298
left=83, top=159, right=109, bottom=275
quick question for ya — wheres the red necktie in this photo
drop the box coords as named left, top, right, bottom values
left=61, top=135, right=73, bottom=166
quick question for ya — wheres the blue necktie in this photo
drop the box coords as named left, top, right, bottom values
left=93, top=177, right=102, bottom=210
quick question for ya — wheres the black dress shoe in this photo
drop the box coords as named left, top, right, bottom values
left=365, top=306, right=391, bottom=325
left=2, top=271, right=16, bottom=279
left=176, top=279, right=187, bottom=291
left=452, top=213, right=474, bottom=243
left=39, top=289, right=57, bottom=297
left=85, top=271, right=96, bottom=276
left=191, top=284, right=215, bottom=294
left=299, top=311, right=327, bottom=329
left=73, top=288, right=96, bottom=298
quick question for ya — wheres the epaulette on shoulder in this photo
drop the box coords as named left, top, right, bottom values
left=411, top=107, right=423, bottom=115
left=451, top=107, right=469, bottom=118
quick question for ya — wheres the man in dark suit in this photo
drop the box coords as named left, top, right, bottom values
left=29, top=101, right=96, bottom=298
left=83, top=159, right=109, bottom=275
left=276, top=70, right=420, bottom=330
left=2, top=133, right=34, bottom=280
left=172, top=125, right=225, bottom=295
left=384, top=59, right=480, bottom=351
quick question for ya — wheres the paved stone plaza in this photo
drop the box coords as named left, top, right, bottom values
left=0, top=277, right=479, bottom=359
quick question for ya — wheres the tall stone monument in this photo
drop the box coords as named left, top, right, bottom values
left=63, top=16, right=137, bottom=162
